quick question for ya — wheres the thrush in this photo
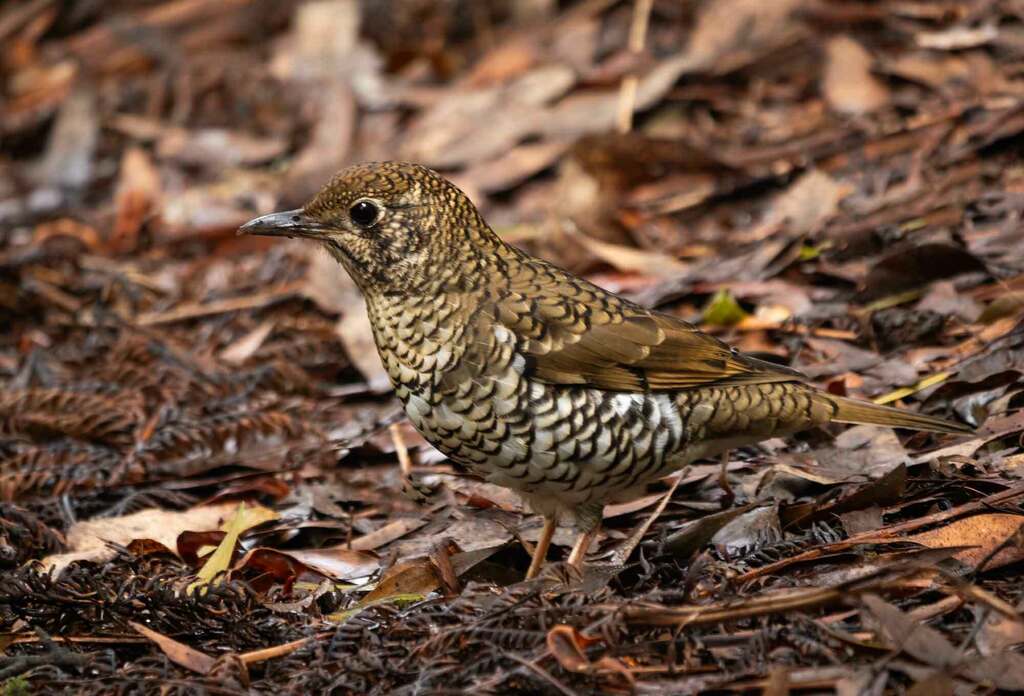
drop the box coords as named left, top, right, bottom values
left=240, top=161, right=970, bottom=579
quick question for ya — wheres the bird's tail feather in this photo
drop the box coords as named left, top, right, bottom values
left=824, top=395, right=971, bottom=435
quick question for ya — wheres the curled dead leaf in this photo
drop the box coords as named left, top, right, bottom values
left=546, top=624, right=634, bottom=687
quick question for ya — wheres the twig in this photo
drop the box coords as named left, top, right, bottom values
left=133, top=282, right=303, bottom=325
left=238, top=633, right=332, bottom=666
left=0, top=628, right=94, bottom=680
left=610, top=471, right=682, bottom=565
left=616, top=0, right=653, bottom=133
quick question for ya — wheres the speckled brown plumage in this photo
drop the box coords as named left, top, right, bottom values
left=241, top=161, right=970, bottom=575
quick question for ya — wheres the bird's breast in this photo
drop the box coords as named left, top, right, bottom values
left=381, top=319, right=692, bottom=505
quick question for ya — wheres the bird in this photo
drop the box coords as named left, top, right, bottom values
left=240, top=161, right=971, bottom=579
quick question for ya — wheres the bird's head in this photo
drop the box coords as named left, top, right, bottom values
left=240, top=162, right=495, bottom=295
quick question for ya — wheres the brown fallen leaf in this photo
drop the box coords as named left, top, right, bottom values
left=977, top=610, right=1024, bottom=656
left=684, top=0, right=806, bottom=73
left=862, top=594, right=1024, bottom=691
left=235, top=545, right=378, bottom=587
left=858, top=243, right=987, bottom=303
left=916, top=24, right=998, bottom=51
left=663, top=504, right=756, bottom=560
left=744, top=169, right=853, bottom=242
left=906, top=513, right=1024, bottom=572
left=259, top=545, right=377, bottom=581
left=566, top=226, right=689, bottom=277
left=39, top=503, right=238, bottom=577
left=822, top=36, right=889, bottom=115
left=35, top=86, right=98, bottom=191
left=461, top=140, right=572, bottom=194
left=546, top=624, right=634, bottom=687
left=177, top=531, right=228, bottom=566
left=906, top=672, right=956, bottom=696
left=302, top=246, right=391, bottom=391
left=350, top=516, right=429, bottom=551
left=32, top=218, right=102, bottom=252
left=156, top=127, right=288, bottom=169
left=285, top=84, right=356, bottom=202
left=357, top=546, right=499, bottom=607
left=783, top=463, right=906, bottom=530
left=401, top=64, right=575, bottom=168
left=465, top=36, right=539, bottom=87
left=111, top=146, right=161, bottom=253
left=129, top=621, right=216, bottom=675
left=219, top=320, right=275, bottom=365
left=159, top=169, right=280, bottom=239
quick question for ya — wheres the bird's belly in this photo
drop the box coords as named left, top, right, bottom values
left=400, top=375, right=689, bottom=506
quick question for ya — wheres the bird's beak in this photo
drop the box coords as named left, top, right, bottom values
left=237, top=209, right=327, bottom=239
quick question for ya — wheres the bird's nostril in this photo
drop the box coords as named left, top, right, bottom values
left=291, top=215, right=300, bottom=223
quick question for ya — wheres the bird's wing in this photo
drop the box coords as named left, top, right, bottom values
left=490, top=262, right=805, bottom=392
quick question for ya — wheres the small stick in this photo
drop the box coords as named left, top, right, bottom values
left=616, top=0, right=654, bottom=133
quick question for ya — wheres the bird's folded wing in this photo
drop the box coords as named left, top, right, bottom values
left=493, top=289, right=804, bottom=392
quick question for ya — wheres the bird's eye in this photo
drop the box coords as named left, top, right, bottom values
left=349, top=200, right=380, bottom=228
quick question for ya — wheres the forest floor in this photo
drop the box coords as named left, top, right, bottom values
left=2, top=0, right=1024, bottom=693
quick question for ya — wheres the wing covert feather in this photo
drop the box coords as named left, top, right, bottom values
left=488, top=264, right=805, bottom=392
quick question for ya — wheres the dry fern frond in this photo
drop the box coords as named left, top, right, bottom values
left=140, top=410, right=311, bottom=460
left=0, top=389, right=139, bottom=445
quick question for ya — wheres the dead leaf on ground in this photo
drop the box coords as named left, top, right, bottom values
left=402, top=64, right=575, bottom=167
left=111, top=146, right=162, bottom=253
left=191, top=502, right=279, bottom=592
left=684, top=0, right=807, bottom=73
left=566, top=226, right=689, bottom=277
left=858, top=244, right=987, bottom=302
left=302, top=246, right=391, bottom=391
left=35, top=87, right=98, bottom=191
left=663, top=504, right=756, bottom=560
left=350, top=516, right=430, bottom=551
left=905, top=513, right=1024, bottom=572
left=219, top=320, right=275, bottom=365
left=130, top=621, right=216, bottom=675
left=916, top=24, right=999, bottom=51
left=745, top=169, right=853, bottom=242
left=977, top=609, right=1024, bottom=656
left=783, top=463, right=906, bottom=530
left=236, top=545, right=378, bottom=585
left=822, top=36, right=889, bottom=115
left=546, top=624, right=634, bottom=687
left=156, top=127, right=288, bottom=169
left=352, top=545, right=499, bottom=611
left=863, top=594, right=1024, bottom=691
left=39, top=503, right=239, bottom=577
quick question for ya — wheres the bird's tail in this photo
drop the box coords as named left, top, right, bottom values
left=823, top=394, right=971, bottom=435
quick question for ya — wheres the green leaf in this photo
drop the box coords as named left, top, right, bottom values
left=702, top=289, right=749, bottom=326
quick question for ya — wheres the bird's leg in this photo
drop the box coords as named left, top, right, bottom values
left=526, top=515, right=557, bottom=580
left=567, top=525, right=600, bottom=569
